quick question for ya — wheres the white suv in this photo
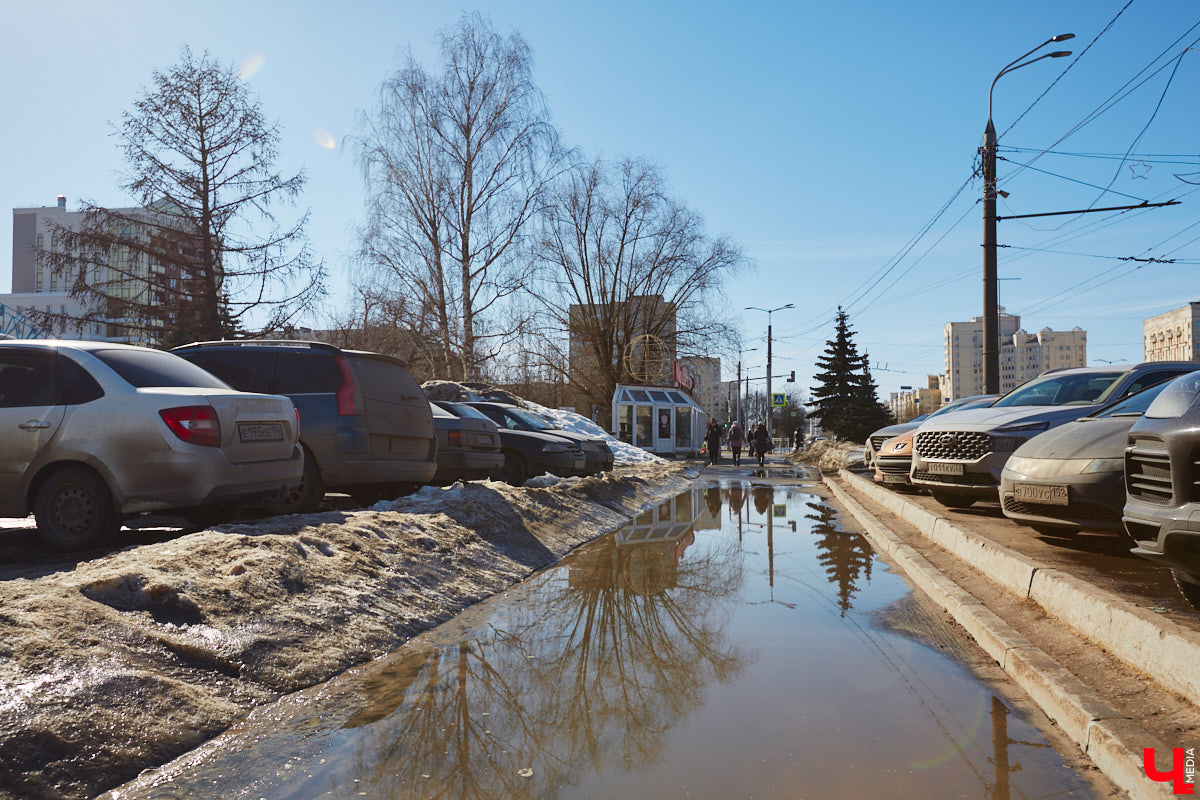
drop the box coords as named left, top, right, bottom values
left=910, top=363, right=1199, bottom=508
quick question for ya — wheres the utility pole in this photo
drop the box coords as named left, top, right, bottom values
left=747, top=305, right=793, bottom=435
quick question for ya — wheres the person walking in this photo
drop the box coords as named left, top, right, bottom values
left=753, top=422, right=771, bottom=467
left=705, top=421, right=722, bottom=466
left=726, top=421, right=746, bottom=466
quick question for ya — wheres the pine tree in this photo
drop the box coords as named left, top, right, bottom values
left=810, top=307, right=892, bottom=442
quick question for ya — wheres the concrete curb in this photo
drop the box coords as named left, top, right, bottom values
left=838, top=468, right=1200, bottom=706
left=824, top=475, right=1173, bottom=800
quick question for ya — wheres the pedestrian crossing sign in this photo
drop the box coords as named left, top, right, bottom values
left=771, top=393, right=786, bottom=407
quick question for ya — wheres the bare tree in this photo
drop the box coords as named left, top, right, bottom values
left=40, top=47, right=325, bottom=347
left=532, top=157, right=745, bottom=422
left=355, top=12, right=564, bottom=381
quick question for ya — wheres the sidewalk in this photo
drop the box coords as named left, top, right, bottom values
left=828, top=468, right=1200, bottom=800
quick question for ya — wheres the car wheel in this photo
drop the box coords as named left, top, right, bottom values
left=930, top=490, right=975, bottom=509
left=502, top=452, right=527, bottom=486
left=261, top=447, right=324, bottom=515
left=1172, top=570, right=1200, bottom=611
left=33, top=466, right=120, bottom=552
left=1029, top=523, right=1079, bottom=538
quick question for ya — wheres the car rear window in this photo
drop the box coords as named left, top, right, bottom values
left=446, top=403, right=490, bottom=420
left=181, top=349, right=270, bottom=392
left=349, top=355, right=420, bottom=400
left=94, top=348, right=229, bottom=389
left=431, top=402, right=454, bottom=418
left=272, top=351, right=341, bottom=394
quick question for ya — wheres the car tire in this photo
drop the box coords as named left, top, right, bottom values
left=1029, top=523, right=1079, bottom=539
left=930, top=490, right=975, bottom=509
left=34, top=466, right=120, bottom=552
left=501, top=452, right=527, bottom=486
left=1172, top=570, right=1200, bottom=611
left=261, top=446, right=324, bottom=515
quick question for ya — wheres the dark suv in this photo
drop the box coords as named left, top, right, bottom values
left=1122, top=371, right=1200, bottom=609
left=463, top=401, right=614, bottom=476
left=173, top=341, right=436, bottom=511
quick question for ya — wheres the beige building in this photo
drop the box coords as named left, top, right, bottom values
left=677, top=356, right=722, bottom=423
left=1144, top=303, right=1200, bottom=362
left=944, top=309, right=1086, bottom=400
left=888, top=375, right=942, bottom=422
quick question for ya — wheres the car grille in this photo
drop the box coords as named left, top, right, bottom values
left=875, top=456, right=912, bottom=475
left=915, top=431, right=991, bottom=460
left=1125, top=441, right=1172, bottom=505
left=870, top=435, right=892, bottom=452
left=1002, top=496, right=1116, bottom=522
left=912, top=470, right=998, bottom=486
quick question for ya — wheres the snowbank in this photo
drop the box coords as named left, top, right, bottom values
left=790, top=439, right=865, bottom=472
left=0, top=463, right=691, bottom=800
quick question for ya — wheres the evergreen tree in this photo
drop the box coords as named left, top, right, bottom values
left=810, top=307, right=892, bottom=442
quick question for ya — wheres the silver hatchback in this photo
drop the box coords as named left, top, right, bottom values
left=0, top=340, right=303, bottom=550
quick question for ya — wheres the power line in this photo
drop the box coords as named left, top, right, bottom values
left=995, top=156, right=1149, bottom=203
left=1000, top=145, right=1200, bottom=166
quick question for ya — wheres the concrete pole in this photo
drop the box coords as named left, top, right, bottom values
left=982, top=117, right=1000, bottom=395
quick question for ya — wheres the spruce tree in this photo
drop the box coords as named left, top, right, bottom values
left=810, top=307, right=892, bottom=442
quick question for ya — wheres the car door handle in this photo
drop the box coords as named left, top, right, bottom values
left=19, top=421, right=51, bottom=430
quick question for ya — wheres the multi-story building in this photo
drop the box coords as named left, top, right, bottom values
left=1144, top=303, right=1200, bottom=362
left=677, top=356, right=722, bottom=423
left=888, top=376, right=942, bottom=423
left=943, top=308, right=1086, bottom=400
left=5, top=195, right=197, bottom=343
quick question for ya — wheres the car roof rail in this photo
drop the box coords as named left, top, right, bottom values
left=172, top=339, right=342, bottom=353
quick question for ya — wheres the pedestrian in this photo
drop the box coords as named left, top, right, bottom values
left=726, top=421, right=746, bottom=466
left=792, top=428, right=803, bottom=451
left=705, top=421, right=722, bottom=465
left=753, top=422, right=771, bottom=467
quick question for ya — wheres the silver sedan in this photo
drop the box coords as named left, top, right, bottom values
left=0, top=340, right=303, bottom=550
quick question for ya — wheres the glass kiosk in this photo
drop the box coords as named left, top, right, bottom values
left=611, top=384, right=707, bottom=458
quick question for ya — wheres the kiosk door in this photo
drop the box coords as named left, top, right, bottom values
left=654, top=406, right=675, bottom=455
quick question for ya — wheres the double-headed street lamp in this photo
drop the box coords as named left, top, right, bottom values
left=981, top=34, right=1073, bottom=394
left=746, top=304, right=794, bottom=433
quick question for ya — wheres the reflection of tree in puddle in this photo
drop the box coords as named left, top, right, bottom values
left=806, top=500, right=873, bottom=616
left=342, top=493, right=750, bottom=800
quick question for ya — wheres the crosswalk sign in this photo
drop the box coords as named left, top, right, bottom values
left=771, top=393, right=786, bottom=407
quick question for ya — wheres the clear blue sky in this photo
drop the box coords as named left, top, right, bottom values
left=3, top=0, right=1198, bottom=400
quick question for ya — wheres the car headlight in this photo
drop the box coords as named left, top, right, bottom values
left=541, top=442, right=570, bottom=453
left=1082, top=457, right=1124, bottom=474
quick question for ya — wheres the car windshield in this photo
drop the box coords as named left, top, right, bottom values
left=1092, top=378, right=1177, bottom=418
left=927, top=396, right=991, bottom=419
left=990, top=371, right=1123, bottom=408
left=505, top=407, right=555, bottom=430
left=94, top=348, right=230, bottom=389
left=1145, top=371, right=1200, bottom=419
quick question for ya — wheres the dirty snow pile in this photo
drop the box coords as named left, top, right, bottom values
left=0, top=463, right=692, bottom=800
left=421, top=379, right=664, bottom=465
left=791, top=439, right=865, bottom=472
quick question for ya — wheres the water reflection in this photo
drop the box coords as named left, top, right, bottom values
left=107, top=483, right=1100, bottom=800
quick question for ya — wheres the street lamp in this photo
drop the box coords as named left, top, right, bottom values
left=746, top=304, right=794, bottom=434
left=737, top=346, right=758, bottom=426
left=981, top=34, right=1073, bottom=394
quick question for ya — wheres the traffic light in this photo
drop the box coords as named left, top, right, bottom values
left=786, top=370, right=795, bottom=382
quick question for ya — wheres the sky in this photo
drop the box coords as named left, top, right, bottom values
left=3, top=0, right=1199, bottom=401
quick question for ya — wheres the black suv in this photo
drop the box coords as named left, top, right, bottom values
left=1122, top=370, right=1200, bottom=608
left=463, top=401, right=614, bottom=476
left=173, top=341, right=436, bottom=511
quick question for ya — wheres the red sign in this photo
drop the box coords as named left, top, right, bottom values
left=673, top=361, right=695, bottom=392
left=1145, top=748, right=1196, bottom=794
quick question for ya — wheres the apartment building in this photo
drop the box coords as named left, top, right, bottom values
left=944, top=308, right=1086, bottom=400
left=1144, top=303, right=1200, bottom=362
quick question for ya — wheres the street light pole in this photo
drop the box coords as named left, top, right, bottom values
left=736, top=346, right=757, bottom=427
left=746, top=304, right=794, bottom=434
left=981, top=34, right=1073, bottom=394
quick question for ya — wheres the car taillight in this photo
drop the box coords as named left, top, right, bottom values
left=335, top=355, right=363, bottom=416
left=159, top=405, right=221, bottom=447
left=448, top=430, right=465, bottom=447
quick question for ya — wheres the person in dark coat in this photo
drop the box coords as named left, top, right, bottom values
left=726, top=421, right=746, bottom=466
left=753, top=423, right=771, bottom=466
left=705, top=421, right=722, bottom=465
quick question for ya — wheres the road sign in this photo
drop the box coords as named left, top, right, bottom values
left=771, top=393, right=786, bottom=407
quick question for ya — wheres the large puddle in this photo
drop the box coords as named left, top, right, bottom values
left=107, top=482, right=1101, bottom=800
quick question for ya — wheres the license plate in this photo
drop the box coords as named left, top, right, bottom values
left=882, top=474, right=909, bottom=484
left=1013, top=482, right=1069, bottom=506
left=238, top=422, right=284, bottom=443
left=927, top=462, right=964, bottom=476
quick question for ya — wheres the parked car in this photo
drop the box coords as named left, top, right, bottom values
left=864, top=413, right=930, bottom=469
left=910, top=362, right=1199, bottom=508
left=873, top=394, right=999, bottom=489
left=435, top=401, right=586, bottom=484
left=998, top=377, right=1182, bottom=536
left=1122, top=371, right=1200, bottom=609
left=0, top=340, right=303, bottom=550
left=463, top=401, right=613, bottom=476
left=173, top=341, right=436, bottom=510
left=429, top=401, right=504, bottom=484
